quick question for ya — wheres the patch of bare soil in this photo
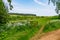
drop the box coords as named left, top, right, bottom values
left=30, top=29, right=60, bottom=40
left=38, top=29, right=60, bottom=40
left=39, top=29, right=60, bottom=40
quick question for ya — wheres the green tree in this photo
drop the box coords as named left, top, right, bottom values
left=0, top=0, right=12, bottom=25
left=48, top=0, right=60, bottom=19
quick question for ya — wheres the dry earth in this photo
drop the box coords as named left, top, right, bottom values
left=30, top=29, right=60, bottom=40
left=39, top=29, right=60, bottom=40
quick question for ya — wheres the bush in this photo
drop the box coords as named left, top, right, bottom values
left=0, top=0, right=9, bottom=25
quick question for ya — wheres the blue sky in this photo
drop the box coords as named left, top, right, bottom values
left=5, top=0, right=58, bottom=16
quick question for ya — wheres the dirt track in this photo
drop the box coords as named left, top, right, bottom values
left=30, top=25, right=45, bottom=40
left=39, top=29, right=60, bottom=40
left=30, top=22, right=49, bottom=40
left=30, top=29, right=60, bottom=40
left=30, top=20, right=60, bottom=40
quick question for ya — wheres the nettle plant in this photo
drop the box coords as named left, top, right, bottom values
left=48, top=0, right=60, bottom=19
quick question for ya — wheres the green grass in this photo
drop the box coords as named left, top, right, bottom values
left=0, top=20, right=41, bottom=40
left=43, top=21, right=60, bottom=33
left=0, top=15, right=60, bottom=40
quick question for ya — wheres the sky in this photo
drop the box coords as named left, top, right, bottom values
left=4, top=0, right=58, bottom=16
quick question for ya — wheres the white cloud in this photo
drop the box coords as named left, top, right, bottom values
left=9, top=0, right=57, bottom=16
left=10, top=6, right=57, bottom=16
left=33, top=0, right=47, bottom=6
left=37, top=8, right=57, bottom=16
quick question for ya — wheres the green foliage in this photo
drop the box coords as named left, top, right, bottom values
left=0, top=21, right=41, bottom=40
left=0, top=0, right=9, bottom=25
left=48, top=0, right=60, bottom=13
left=48, top=0, right=60, bottom=18
left=0, top=0, right=13, bottom=26
left=0, top=12, right=59, bottom=40
left=0, top=0, right=13, bottom=25
left=43, top=21, right=60, bottom=33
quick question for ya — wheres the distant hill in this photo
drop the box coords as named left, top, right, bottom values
left=9, top=13, right=36, bottom=16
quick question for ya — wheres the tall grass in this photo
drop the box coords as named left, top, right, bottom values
left=0, top=21, right=41, bottom=40
left=43, top=21, right=60, bottom=33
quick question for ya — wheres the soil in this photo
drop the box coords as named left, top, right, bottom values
left=30, top=29, right=60, bottom=40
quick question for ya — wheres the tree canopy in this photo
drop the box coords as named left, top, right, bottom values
left=7, top=0, right=13, bottom=10
left=0, top=0, right=13, bottom=25
left=48, top=0, right=60, bottom=14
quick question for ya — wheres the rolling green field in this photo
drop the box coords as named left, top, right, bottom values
left=0, top=14, right=60, bottom=40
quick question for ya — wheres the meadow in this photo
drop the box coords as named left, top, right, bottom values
left=0, top=14, right=60, bottom=40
